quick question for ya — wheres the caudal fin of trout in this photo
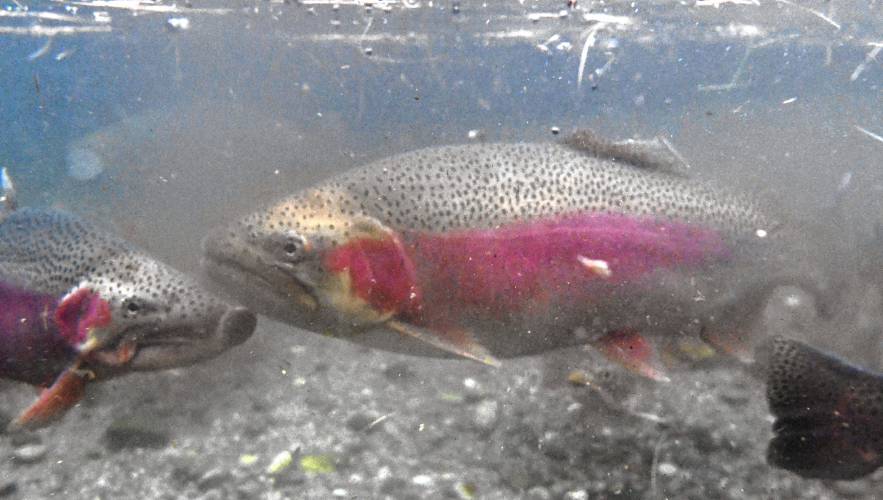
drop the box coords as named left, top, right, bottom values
left=764, top=336, right=883, bottom=480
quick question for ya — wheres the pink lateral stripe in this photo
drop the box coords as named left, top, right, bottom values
left=405, top=213, right=731, bottom=315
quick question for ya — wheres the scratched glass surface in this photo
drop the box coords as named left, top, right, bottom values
left=0, top=1, right=881, bottom=498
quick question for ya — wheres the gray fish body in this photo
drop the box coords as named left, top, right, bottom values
left=0, top=208, right=256, bottom=378
left=204, top=139, right=813, bottom=360
left=258, top=142, right=775, bottom=237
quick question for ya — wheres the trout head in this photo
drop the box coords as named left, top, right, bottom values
left=202, top=189, right=418, bottom=335
left=73, top=248, right=257, bottom=378
left=0, top=209, right=257, bottom=379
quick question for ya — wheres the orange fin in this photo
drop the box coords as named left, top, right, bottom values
left=86, top=337, right=137, bottom=366
left=387, top=320, right=501, bottom=367
left=701, top=328, right=754, bottom=364
left=592, top=329, right=671, bottom=382
left=9, top=364, right=90, bottom=432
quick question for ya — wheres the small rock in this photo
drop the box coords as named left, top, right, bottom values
left=564, top=490, right=588, bottom=500
left=197, top=468, right=230, bottom=491
left=12, top=443, right=47, bottom=464
left=452, top=481, right=477, bottom=499
left=472, top=400, right=499, bottom=432
left=462, top=377, right=487, bottom=402
left=411, top=474, right=435, bottom=487
left=267, top=451, right=293, bottom=475
left=332, top=488, right=348, bottom=497
left=658, top=462, right=678, bottom=476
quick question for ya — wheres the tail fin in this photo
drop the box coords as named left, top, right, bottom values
left=764, top=336, right=883, bottom=480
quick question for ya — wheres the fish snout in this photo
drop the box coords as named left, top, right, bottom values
left=218, top=306, right=257, bottom=346
left=202, top=224, right=246, bottom=261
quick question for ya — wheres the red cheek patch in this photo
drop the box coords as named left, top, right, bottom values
left=54, top=288, right=112, bottom=348
left=323, top=235, right=422, bottom=319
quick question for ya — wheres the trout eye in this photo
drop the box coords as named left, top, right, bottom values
left=274, top=232, right=308, bottom=262
left=121, top=297, right=158, bottom=318
left=122, top=298, right=142, bottom=317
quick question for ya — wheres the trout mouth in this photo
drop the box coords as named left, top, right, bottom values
left=85, top=307, right=256, bottom=377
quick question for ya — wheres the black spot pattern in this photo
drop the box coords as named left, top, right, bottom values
left=0, top=208, right=226, bottom=338
left=242, top=142, right=775, bottom=242
left=766, top=336, right=883, bottom=480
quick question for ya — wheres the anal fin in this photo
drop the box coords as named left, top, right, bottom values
left=387, top=320, right=501, bottom=367
left=591, top=329, right=671, bottom=382
left=9, top=363, right=91, bottom=432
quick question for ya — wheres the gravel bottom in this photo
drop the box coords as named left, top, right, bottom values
left=1, top=319, right=881, bottom=500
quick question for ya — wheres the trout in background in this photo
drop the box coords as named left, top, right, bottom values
left=202, top=130, right=831, bottom=380
left=764, top=336, right=883, bottom=480
left=0, top=169, right=256, bottom=430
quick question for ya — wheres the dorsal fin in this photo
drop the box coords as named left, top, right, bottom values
left=0, top=167, right=17, bottom=222
left=562, top=130, right=691, bottom=177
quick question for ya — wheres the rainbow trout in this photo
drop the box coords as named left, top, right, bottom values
left=0, top=170, right=256, bottom=430
left=202, top=131, right=822, bottom=379
left=765, top=336, right=883, bottom=480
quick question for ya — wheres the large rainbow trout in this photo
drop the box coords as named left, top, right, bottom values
left=202, top=131, right=823, bottom=379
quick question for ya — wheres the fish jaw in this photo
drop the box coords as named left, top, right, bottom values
left=105, top=305, right=256, bottom=374
left=80, top=252, right=257, bottom=376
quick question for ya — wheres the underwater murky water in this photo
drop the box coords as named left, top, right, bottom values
left=0, top=1, right=881, bottom=498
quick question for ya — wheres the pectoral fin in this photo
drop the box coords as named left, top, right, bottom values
left=387, top=320, right=501, bottom=367
left=591, top=329, right=671, bottom=382
left=9, top=363, right=91, bottom=432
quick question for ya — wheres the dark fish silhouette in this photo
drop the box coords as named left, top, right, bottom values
left=765, top=336, right=883, bottom=480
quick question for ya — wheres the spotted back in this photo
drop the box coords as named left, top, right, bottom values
left=244, top=142, right=776, bottom=244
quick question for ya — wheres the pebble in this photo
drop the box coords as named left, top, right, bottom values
left=267, top=451, right=293, bottom=475
left=564, top=490, right=588, bottom=500
left=411, top=474, right=435, bottom=487
left=658, top=462, right=678, bottom=476
left=473, top=399, right=499, bottom=432
left=12, top=443, right=47, bottom=464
